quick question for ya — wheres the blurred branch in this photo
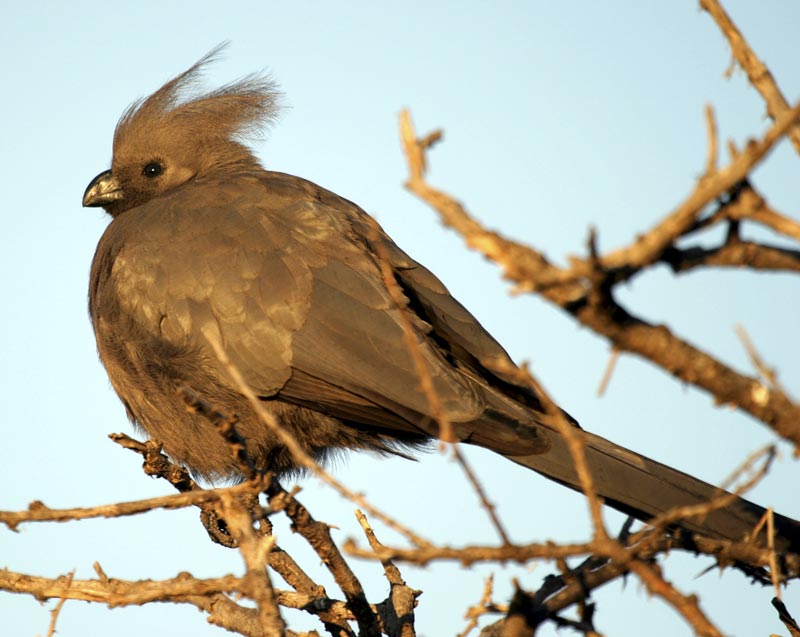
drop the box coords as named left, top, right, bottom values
left=736, top=325, right=791, bottom=396
left=661, top=239, right=800, bottom=273
left=773, top=598, right=800, bottom=637
left=704, top=103, right=719, bottom=176
left=459, top=576, right=505, bottom=637
left=700, top=0, right=800, bottom=156
left=44, top=571, right=73, bottom=637
left=399, top=108, right=800, bottom=450
left=369, top=216, right=512, bottom=546
left=598, top=103, right=800, bottom=277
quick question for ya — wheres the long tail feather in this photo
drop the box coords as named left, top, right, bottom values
left=503, top=428, right=800, bottom=553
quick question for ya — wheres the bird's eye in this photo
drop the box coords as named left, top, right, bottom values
left=142, top=162, right=164, bottom=178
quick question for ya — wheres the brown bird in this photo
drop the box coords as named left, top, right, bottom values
left=84, top=47, right=800, bottom=552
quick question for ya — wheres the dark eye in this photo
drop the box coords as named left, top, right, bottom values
left=142, top=162, right=164, bottom=178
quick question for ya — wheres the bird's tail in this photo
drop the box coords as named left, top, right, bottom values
left=497, top=425, right=800, bottom=553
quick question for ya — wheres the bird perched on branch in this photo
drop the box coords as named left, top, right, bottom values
left=84, top=46, right=800, bottom=552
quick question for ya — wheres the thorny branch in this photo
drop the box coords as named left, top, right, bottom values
left=399, top=105, right=800, bottom=449
left=700, top=0, right=800, bottom=156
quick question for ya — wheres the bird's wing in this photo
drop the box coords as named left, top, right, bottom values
left=252, top=173, right=550, bottom=454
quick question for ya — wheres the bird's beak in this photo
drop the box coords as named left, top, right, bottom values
left=83, top=169, right=124, bottom=208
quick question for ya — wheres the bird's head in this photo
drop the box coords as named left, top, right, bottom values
left=83, top=44, right=282, bottom=217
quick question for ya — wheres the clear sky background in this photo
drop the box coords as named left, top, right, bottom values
left=2, top=2, right=799, bottom=636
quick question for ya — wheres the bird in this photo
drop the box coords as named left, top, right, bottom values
left=83, top=46, right=800, bottom=552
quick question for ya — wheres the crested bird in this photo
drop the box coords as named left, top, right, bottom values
left=83, top=46, right=800, bottom=552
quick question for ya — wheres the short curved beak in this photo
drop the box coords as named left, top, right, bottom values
left=83, top=169, right=123, bottom=207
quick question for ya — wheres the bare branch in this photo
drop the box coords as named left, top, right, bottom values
left=355, top=510, right=419, bottom=637
left=596, top=349, right=619, bottom=397
left=736, top=325, right=791, bottom=396
left=700, top=0, right=800, bottom=156
left=217, top=491, right=285, bottom=635
left=399, top=109, right=800, bottom=448
left=704, top=103, right=719, bottom=176
left=772, top=598, right=800, bottom=637
left=267, top=482, right=382, bottom=637
left=0, top=478, right=268, bottom=531
left=44, top=571, right=73, bottom=637
left=600, top=101, right=800, bottom=273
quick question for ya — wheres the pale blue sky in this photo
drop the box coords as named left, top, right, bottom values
left=2, top=2, right=799, bottom=636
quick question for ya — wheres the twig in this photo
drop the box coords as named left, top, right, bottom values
left=507, top=363, right=609, bottom=542
left=218, top=492, right=285, bottom=635
left=459, top=576, right=506, bottom=637
left=765, top=507, right=783, bottom=601
left=367, top=217, right=453, bottom=445
left=266, top=482, right=381, bottom=637
left=343, top=538, right=593, bottom=566
left=451, top=446, right=512, bottom=546
left=44, top=571, right=73, bottom=637
left=704, top=103, right=719, bottom=176
left=600, top=101, right=800, bottom=273
left=621, top=557, right=722, bottom=637
left=700, top=0, right=800, bottom=156
left=355, top=510, right=419, bottom=637
left=772, top=597, right=800, bottom=637
left=736, top=325, right=789, bottom=395
left=367, top=216, right=512, bottom=545
left=596, top=349, right=619, bottom=397
left=114, top=431, right=360, bottom=635
left=716, top=185, right=800, bottom=243
left=2, top=569, right=246, bottom=605
left=0, top=479, right=268, bottom=531
left=647, top=444, right=774, bottom=533
left=744, top=202, right=800, bottom=243
left=661, top=239, right=800, bottom=274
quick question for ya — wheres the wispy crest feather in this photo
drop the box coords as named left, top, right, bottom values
left=114, top=43, right=283, bottom=156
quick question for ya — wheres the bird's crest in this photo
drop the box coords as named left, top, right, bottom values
left=113, top=43, right=283, bottom=165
